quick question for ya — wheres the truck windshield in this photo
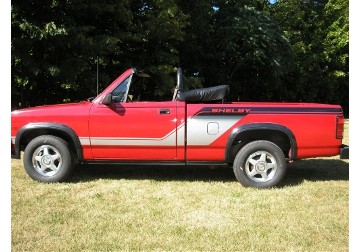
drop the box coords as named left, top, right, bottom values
left=110, top=72, right=173, bottom=103
left=111, top=76, right=132, bottom=103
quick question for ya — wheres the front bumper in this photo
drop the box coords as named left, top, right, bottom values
left=340, top=145, right=349, bottom=159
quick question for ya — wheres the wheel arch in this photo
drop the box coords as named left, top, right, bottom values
left=225, top=123, right=297, bottom=163
left=15, top=123, right=84, bottom=161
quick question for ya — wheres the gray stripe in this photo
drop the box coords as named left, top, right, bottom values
left=79, top=138, right=91, bottom=145
left=88, top=127, right=179, bottom=146
left=79, top=116, right=241, bottom=147
left=187, top=115, right=242, bottom=145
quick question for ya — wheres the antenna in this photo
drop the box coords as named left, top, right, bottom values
left=96, top=56, right=99, bottom=95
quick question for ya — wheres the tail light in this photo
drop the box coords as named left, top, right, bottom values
left=336, top=115, right=344, bottom=139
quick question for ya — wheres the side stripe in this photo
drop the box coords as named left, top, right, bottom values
left=81, top=115, right=243, bottom=147
left=195, top=106, right=342, bottom=115
left=79, top=137, right=91, bottom=145
left=87, top=124, right=183, bottom=146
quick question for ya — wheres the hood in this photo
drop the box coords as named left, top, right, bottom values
left=11, top=101, right=92, bottom=116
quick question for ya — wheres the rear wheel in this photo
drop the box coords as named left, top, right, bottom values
left=23, top=135, right=74, bottom=182
left=233, top=140, right=287, bottom=188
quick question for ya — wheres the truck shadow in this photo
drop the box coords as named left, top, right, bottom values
left=71, top=164, right=236, bottom=183
left=282, top=158, right=349, bottom=186
left=71, top=158, right=349, bottom=186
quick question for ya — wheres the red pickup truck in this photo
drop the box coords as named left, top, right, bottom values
left=11, top=68, right=349, bottom=188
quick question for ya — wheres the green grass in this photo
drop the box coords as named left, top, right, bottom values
left=11, top=121, right=349, bottom=251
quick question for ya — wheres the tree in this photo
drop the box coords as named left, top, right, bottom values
left=127, top=0, right=188, bottom=97
left=267, top=0, right=348, bottom=115
left=209, top=2, right=294, bottom=101
left=11, top=0, right=187, bottom=107
left=11, top=0, right=349, bottom=115
left=323, top=0, right=349, bottom=114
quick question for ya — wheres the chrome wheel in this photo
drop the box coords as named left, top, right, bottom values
left=32, top=145, right=63, bottom=177
left=244, top=151, right=277, bottom=183
left=233, top=140, right=287, bottom=188
left=24, top=135, right=74, bottom=182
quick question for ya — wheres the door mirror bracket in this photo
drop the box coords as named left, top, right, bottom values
left=102, top=93, right=112, bottom=105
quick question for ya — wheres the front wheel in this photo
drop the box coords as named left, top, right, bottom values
left=23, top=135, right=74, bottom=182
left=233, top=140, right=287, bottom=188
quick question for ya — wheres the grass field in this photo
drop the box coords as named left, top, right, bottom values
left=11, top=121, right=349, bottom=251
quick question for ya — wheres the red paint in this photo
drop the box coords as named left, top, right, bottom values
left=11, top=68, right=346, bottom=163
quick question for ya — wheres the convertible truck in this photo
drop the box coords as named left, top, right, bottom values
left=11, top=68, right=349, bottom=188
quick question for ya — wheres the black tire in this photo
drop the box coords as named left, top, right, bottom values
left=233, top=140, right=287, bottom=188
left=23, top=135, right=74, bottom=182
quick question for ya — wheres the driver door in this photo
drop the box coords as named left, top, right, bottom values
left=88, top=74, right=178, bottom=160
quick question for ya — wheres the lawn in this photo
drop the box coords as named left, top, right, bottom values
left=11, top=121, right=349, bottom=251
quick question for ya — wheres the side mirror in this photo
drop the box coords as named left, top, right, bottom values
left=101, top=93, right=112, bottom=105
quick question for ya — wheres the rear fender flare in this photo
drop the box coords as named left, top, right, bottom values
left=225, top=123, right=297, bottom=162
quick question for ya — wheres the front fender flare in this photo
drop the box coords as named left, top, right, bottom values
left=14, top=122, right=84, bottom=161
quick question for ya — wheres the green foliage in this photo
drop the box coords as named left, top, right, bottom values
left=127, top=0, right=188, bottom=95
left=11, top=0, right=349, bottom=115
left=324, top=0, right=349, bottom=64
left=323, top=0, right=349, bottom=113
left=266, top=0, right=348, bottom=114
left=212, top=3, right=293, bottom=100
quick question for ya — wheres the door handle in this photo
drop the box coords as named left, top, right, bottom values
left=159, top=109, right=170, bottom=115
